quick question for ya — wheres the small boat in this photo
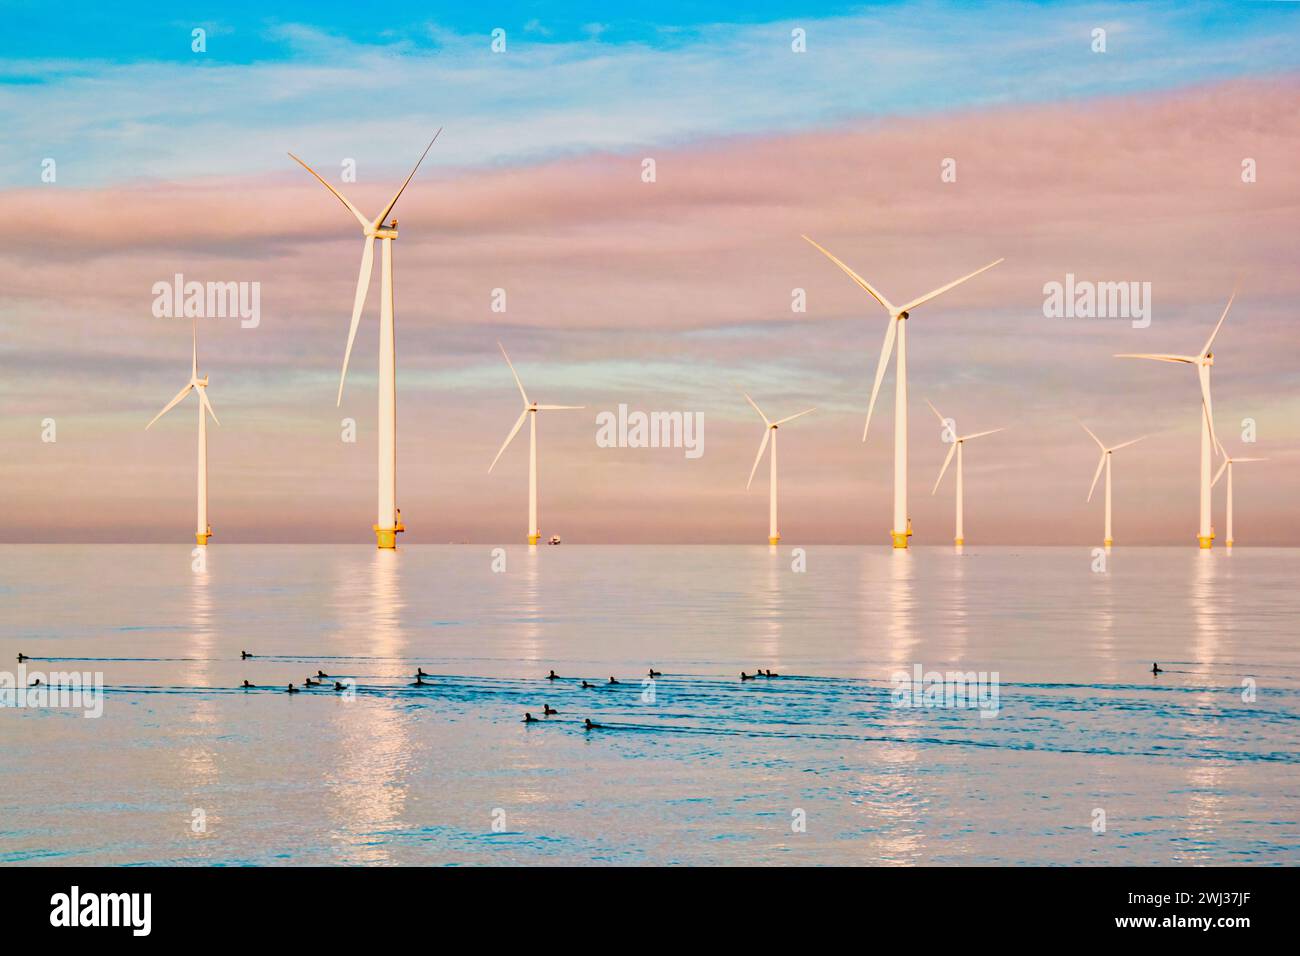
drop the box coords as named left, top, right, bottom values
left=547, top=535, right=562, bottom=545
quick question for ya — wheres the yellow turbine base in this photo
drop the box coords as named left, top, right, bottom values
left=1103, top=538, right=1113, bottom=549
left=768, top=535, right=781, bottom=546
left=954, top=537, right=964, bottom=546
left=195, top=533, right=210, bottom=546
left=528, top=534, right=540, bottom=545
left=374, top=525, right=400, bottom=549
left=1197, top=535, right=1214, bottom=550
left=1226, top=540, right=1234, bottom=548
left=891, top=531, right=910, bottom=549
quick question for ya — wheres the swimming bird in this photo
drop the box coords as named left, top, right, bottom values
left=764, top=669, right=779, bottom=678
left=316, top=670, right=329, bottom=679
left=608, top=677, right=620, bottom=685
left=648, top=668, right=662, bottom=678
left=584, top=718, right=603, bottom=730
left=29, top=678, right=41, bottom=687
left=242, top=680, right=254, bottom=689
left=286, top=683, right=300, bottom=694
left=1151, top=662, right=1163, bottom=676
left=543, top=704, right=559, bottom=716
left=17, top=653, right=28, bottom=662
left=334, top=681, right=348, bottom=691
left=523, top=712, right=539, bottom=723
left=417, top=668, right=430, bottom=678
left=410, top=675, right=428, bottom=687
left=547, top=669, right=559, bottom=680
left=241, top=651, right=251, bottom=659
left=304, top=677, right=320, bottom=687
left=581, top=680, right=594, bottom=689
left=740, top=672, right=756, bottom=681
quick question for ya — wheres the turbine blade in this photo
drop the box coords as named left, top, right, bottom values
left=1110, top=435, right=1146, bottom=452
left=897, top=258, right=1004, bottom=314
left=337, top=238, right=375, bottom=406
left=146, top=383, right=194, bottom=429
left=536, top=404, right=584, bottom=410
left=198, top=385, right=220, bottom=426
left=1087, top=451, right=1106, bottom=502
left=925, top=398, right=946, bottom=426
left=1233, top=457, right=1267, bottom=463
left=497, top=341, right=529, bottom=406
left=959, top=427, right=1003, bottom=442
left=741, top=391, right=770, bottom=427
left=800, top=235, right=895, bottom=312
left=863, top=314, right=898, bottom=441
left=931, top=442, right=957, bottom=495
left=1078, top=419, right=1105, bottom=450
left=1200, top=287, right=1236, bottom=358
left=746, top=428, right=772, bottom=490
left=1114, top=353, right=1196, bottom=363
left=1198, top=363, right=1218, bottom=455
left=287, top=152, right=370, bottom=230
left=773, top=407, right=816, bottom=426
left=1212, top=458, right=1228, bottom=487
left=489, top=409, right=530, bottom=473
left=372, top=130, right=441, bottom=229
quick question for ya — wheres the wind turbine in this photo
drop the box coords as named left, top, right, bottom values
left=1115, top=289, right=1234, bottom=548
left=1079, top=422, right=1145, bottom=550
left=289, top=131, right=440, bottom=548
left=926, top=400, right=1002, bottom=548
left=802, top=236, right=1003, bottom=548
left=1213, top=439, right=1266, bottom=549
left=488, top=343, right=584, bottom=545
left=742, top=392, right=816, bottom=546
left=146, top=321, right=220, bottom=545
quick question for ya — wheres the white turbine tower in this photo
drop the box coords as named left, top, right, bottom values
left=802, top=236, right=1003, bottom=548
left=147, top=321, right=220, bottom=545
left=926, top=400, right=1002, bottom=549
left=289, top=132, right=440, bottom=548
left=1079, top=422, right=1145, bottom=550
left=1213, top=439, right=1266, bottom=549
left=1116, top=289, right=1234, bottom=548
left=488, top=343, right=583, bottom=545
left=742, top=392, right=816, bottom=546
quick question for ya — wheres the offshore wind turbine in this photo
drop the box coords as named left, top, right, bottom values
left=742, top=392, right=816, bottom=546
left=146, top=321, right=220, bottom=545
left=926, top=400, right=1002, bottom=548
left=289, top=132, right=440, bottom=548
left=802, top=236, right=1003, bottom=548
left=488, top=343, right=583, bottom=545
left=1213, top=439, right=1266, bottom=549
left=1079, top=422, right=1145, bottom=550
left=1115, top=289, right=1234, bottom=548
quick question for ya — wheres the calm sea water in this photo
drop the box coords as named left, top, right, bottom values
left=1, top=544, right=1296, bottom=866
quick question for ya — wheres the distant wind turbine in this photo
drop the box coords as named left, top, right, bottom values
left=1213, top=439, right=1266, bottom=549
left=289, top=131, right=441, bottom=548
left=926, top=400, right=1002, bottom=549
left=1115, top=288, right=1235, bottom=548
left=742, top=392, right=816, bottom=546
left=803, top=236, right=1003, bottom=548
left=146, top=321, right=220, bottom=546
left=1079, top=422, right=1145, bottom=550
left=488, top=343, right=583, bottom=545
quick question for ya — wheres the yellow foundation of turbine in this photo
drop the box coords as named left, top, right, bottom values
left=374, top=524, right=402, bottom=549
left=768, top=535, right=781, bottom=546
left=1226, top=540, right=1234, bottom=549
left=891, top=530, right=910, bottom=549
left=195, top=532, right=210, bottom=546
left=954, top=537, right=963, bottom=546
left=528, top=534, right=540, bottom=545
left=1103, top=538, right=1113, bottom=549
left=1197, top=534, right=1214, bottom=549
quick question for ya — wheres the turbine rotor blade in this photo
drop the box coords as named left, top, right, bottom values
left=1233, top=457, right=1267, bottom=463
left=1200, top=287, right=1236, bottom=358
left=338, top=238, right=375, bottom=406
left=800, top=235, right=895, bottom=312
left=496, top=341, right=530, bottom=405
left=1109, top=435, right=1146, bottom=452
left=742, top=391, right=770, bottom=426
left=1198, top=363, right=1218, bottom=455
left=897, top=258, right=1004, bottom=314
left=864, top=314, right=898, bottom=441
left=1114, top=353, right=1196, bottom=363
left=773, top=407, right=816, bottom=426
left=925, top=398, right=946, bottom=426
left=1212, top=458, right=1228, bottom=487
left=959, top=427, right=1003, bottom=442
left=1078, top=420, right=1105, bottom=451
left=373, top=130, right=441, bottom=229
left=287, top=152, right=370, bottom=230
left=489, top=408, right=530, bottom=473
left=932, top=442, right=957, bottom=495
left=746, top=428, right=772, bottom=490
left=536, top=404, right=584, bottom=410
left=146, top=383, right=194, bottom=429
left=198, top=385, right=220, bottom=426
left=1087, top=451, right=1107, bottom=502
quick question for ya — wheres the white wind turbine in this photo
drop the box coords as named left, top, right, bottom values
left=146, top=321, right=220, bottom=545
left=488, top=343, right=584, bottom=545
left=1079, top=422, right=1145, bottom=550
left=1115, top=289, right=1235, bottom=548
left=289, top=132, right=440, bottom=548
left=1213, top=438, right=1266, bottom=549
left=742, top=392, right=816, bottom=546
left=926, top=400, right=1002, bottom=548
left=802, top=236, right=1003, bottom=548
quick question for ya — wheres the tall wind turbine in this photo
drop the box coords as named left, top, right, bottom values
left=147, top=321, right=220, bottom=545
left=926, top=400, right=1002, bottom=548
left=742, top=392, right=816, bottom=546
left=1116, top=289, right=1234, bottom=548
left=289, top=132, right=440, bottom=548
left=1213, top=439, right=1266, bottom=549
left=488, top=343, right=583, bottom=545
left=1079, top=422, right=1145, bottom=550
left=802, top=236, right=1003, bottom=548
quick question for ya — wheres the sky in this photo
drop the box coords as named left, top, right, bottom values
left=2, top=1, right=1298, bottom=544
